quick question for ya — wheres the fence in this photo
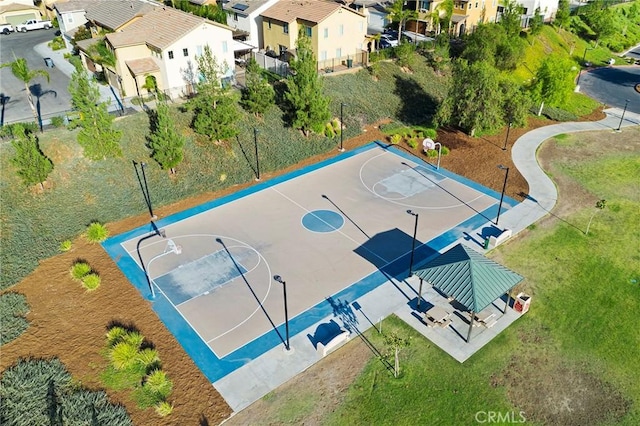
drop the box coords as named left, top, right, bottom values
left=317, top=51, right=368, bottom=74
left=253, top=51, right=290, bottom=77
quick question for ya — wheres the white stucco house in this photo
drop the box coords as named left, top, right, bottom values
left=518, top=0, right=559, bottom=24
left=222, top=0, right=280, bottom=49
left=102, top=6, right=235, bottom=99
left=54, top=0, right=93, bottom=49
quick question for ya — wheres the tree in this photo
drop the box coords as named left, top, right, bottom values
left=435, top=59, right=505, bottom=134
left=462, top=24, right=524, bottom=71
left=500, top=79, right=532, bottom=127
left=147, top=102, right=184, bottom=174
left=186, top=45, right=238, bottom=142
left=432, top=0, right=453, bottom=35
left=528, top=7, right=544, bottom=43
left=531, top=55, right=575, bottom=109
left=554, top=0, right=571, bottom=32
left=85, top=39, right=116, bottom=68
left=382, top=331, right=410, bottom=378
left=142, top=75, right=158, bottom=98
left=10, top=124, right=53, bottom=189
left=583, top=0, right=617, bottom=47
left=585, top=199, right=606, bottom=235
left=68, top=66, right=122, bottom=159
left=284, top=29, right=330, bottom=137
left=499, top=0, right=524, bottom=39
left=0, top=56, right=49, bottom=127
left=386, top=0, right=418, bottom=43
left=240, top=58, right=275, bottom=117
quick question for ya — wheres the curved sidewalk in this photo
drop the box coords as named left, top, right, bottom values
left=498, top=107, right=640, bottom=234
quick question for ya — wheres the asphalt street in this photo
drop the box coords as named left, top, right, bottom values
left=0, top=29, right=72, bottom=125
left=579, top=65, right=640, bottom=114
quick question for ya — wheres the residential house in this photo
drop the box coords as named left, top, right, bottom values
left=0, top=0, right=41, bottom=26
left=222, top=0, right=280, bottom=48
left=513, top=0, right=559, bottom=26
left=400, top=0, right=499, bottom=37
left=349, top=0, right=393, bottom=34
left=101, top=6, right=235, bottom=99
left=261, top=0, right=367, bottom=70
left=84, top=0, right=156, bottom=36
left=53, top=0, right=94, bottom=49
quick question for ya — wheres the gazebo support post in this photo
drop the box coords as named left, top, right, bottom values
left=503, top=291, right=511, bottom=314
left=417, top=278, right=424, bottom=310
left=467, top=312, right=474, bottom=342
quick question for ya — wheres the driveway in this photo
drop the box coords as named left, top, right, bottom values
left=0, top=29, right=73, bottom=126
left=579, top=65, right=640, bottom=114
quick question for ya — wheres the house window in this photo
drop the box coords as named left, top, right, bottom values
left=336, top=47, right=341, bottom=58
left=339, top=24, right=344, bottom=36
left=475, top=2, right=478, bottom=8
left=320, top=50, right=327, bottom=60
left=268, top=20, right=271, bottom=29
left=283, top=23, right=289, bottom=34
left=305, top=26, right=312, bottom=37
left=66, top=15, right=73, bottom=24
left=196, top=45, right=203, bottom=56
left=183, top=48, right=188, bottom=57
left=233, top=13, right=238, bottom=21
left=468, top=3, right=472, bottom=9
left=419, top=0, right=429, bottom=9
left=324, top=27, right=328, bottom=38
left=168, top=50, right=174, bottom=59
left=222, top=41, right=228, bottom=53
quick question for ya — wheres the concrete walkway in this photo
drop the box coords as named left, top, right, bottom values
left=217, top=109, right=640, bottom=415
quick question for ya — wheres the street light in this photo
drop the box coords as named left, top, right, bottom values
left=496, top=165, right=510, bottom=226
left=273, top=275, right=290, bottom=351
left=616, top=99, right=630, bottom=132
left=253, top=128, right=260, bottom=181
left=502, top=121, right=511, bottom=151
left=576, top=47, right=593, bottom=89
left=146, top=239, right=182, bottom=298
left=339, top=103, right=346, bottom=152
left=406, top=210, right=419, bottom=276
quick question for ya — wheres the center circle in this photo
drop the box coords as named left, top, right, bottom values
left=302, top=210, right=344, bottom=233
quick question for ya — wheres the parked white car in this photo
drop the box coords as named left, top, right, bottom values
left=0, top=23, right=13, bottom=35
left=15, top=19, right=52, bottom=32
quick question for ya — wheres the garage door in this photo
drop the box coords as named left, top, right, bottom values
left=5, top=13, right=38, bottom=26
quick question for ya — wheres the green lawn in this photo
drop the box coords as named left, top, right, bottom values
left=324, top=135, right=640, bottom=425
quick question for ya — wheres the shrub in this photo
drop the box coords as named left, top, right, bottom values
left=155, top=401, right=174, bottom=417
left=379, top=121, right=406, bottom=135
left=110, top=342, right=140, bottom=370
left=106, top=326, right=128, bottom=347
left=390, top=134, right=403, bottom=144
left=85, top=222, right=109, bottom=243
left=0, top=292, right=30, bottom=345
left=122, top=331, right=144, bottom=349
left=70, top=261, right=91, bottom=280
left=425, top=149, right=438, bottom=158
left=332, top=118, right=341, bottom=135
left=542, top=106, right=578, bottom=122
left=324, top=122, right=335, bottom=138
left=81, top=273, right=101, bottom=291
left=406, top=137, right=419, bottom=149
left=48, top=36, right=65, bottom=51
left=59, top=240, right=72, bottom=252
left=137, top=348, right=160, bottom=372
left=50, top=116, right=65, bottom=128
left=144, top=370, right=173, bottom=400
left=414, top=126, right=437, bottom=139
left=441, top=146, right=450, bottom=155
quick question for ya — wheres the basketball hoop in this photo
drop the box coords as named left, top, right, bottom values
left=422, top=138, right=435, bottom=151
left=166, top=239, right=182, bottom=255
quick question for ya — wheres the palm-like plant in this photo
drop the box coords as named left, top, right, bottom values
left=386, top=0, right=418, bottom=44
left=1, top=55, right=50, bottom=125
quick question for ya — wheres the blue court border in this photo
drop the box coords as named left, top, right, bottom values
left=102, top=141, right=518, bottom=383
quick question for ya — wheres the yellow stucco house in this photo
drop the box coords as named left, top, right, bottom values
left=403, top=0, right=499, bottom=37
left=261, top=0, right=367, bottom=71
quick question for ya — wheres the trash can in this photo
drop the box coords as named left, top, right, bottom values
left=346, top=58, right=353, bottom=68
left=483, top=238, right=490, bottom=250
left=514, top=293, right=531, bottom=314
left=44, top=58, right=55, bottom=68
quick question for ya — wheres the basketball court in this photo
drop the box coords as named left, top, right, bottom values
left=103, top=142, right=517, bottom=383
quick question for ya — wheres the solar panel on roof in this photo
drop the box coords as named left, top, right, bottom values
left=232, top=3, right=249, bottom=11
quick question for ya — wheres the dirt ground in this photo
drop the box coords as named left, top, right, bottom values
left=0, top=109, right=611, bottom=425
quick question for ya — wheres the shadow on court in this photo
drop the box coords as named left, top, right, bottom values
left=216, top=238, right=287, bottom=349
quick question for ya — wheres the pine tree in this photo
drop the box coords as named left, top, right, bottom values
left=68, top=66, right=122, bottom=160
left=241, top=58, right=275, bottom=117
left=187, top=45, right=239, bottom=142
left=147, top=102, right=185, bottom=174
left=10, top=124, right=53, bottom=189
left=284, top=29, right=330, bottom=137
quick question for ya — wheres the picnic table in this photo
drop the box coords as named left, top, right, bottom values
left=425, top=305, right=451, bottom=327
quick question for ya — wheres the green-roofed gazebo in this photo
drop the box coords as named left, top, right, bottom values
left=413, top=243, right=523, bottom=341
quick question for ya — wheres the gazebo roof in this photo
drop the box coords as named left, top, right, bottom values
left=414, top=243, right=523, bottom=313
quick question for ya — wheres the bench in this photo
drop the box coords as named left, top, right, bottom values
left=488, top=229, right=512, bottom=250
left=317, top=329, right=350, bottom=357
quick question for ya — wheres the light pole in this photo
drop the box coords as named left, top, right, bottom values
left=502, top=122, right=511, bottom=151
left=576, top=47, right=592, bottom=89
left=253, top=128, right=260, bottom=181
left=146, top=239, right=182, bottom=298
left=616, top=99, right=630, bottom=132
left=496, top=165, right=509, bottom=226
left=339, top=103, right=346, bottom=152
left=273, top=275, right=290, bottom=351
left=140, top=162, right=156, bottom=220
left=407, top=210, right=419, bottom=276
